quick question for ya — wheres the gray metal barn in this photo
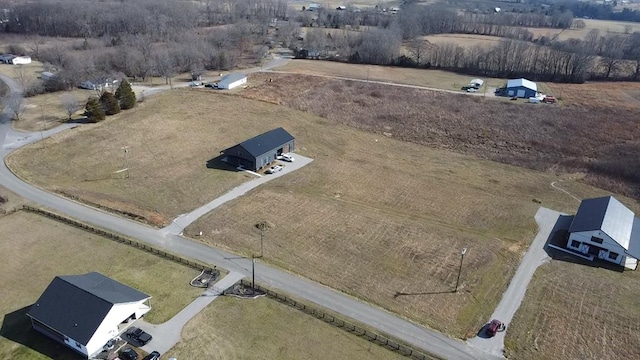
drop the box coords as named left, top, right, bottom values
left=221, top=128, right=295, bottom=171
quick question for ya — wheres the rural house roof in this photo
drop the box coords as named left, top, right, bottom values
left=27, top=272, right=150, bottom=345
left=569, top=196, right=640, bottom=257
left=227, top=127, right=295, bottom=158
left=506, top=78, right=537, bottom=91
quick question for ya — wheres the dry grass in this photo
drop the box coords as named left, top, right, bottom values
left=273, top=59, right=507, bottom=90
left=545, top=81, right=640, bottom=111
left=0, top=61, right=43, bottom=82
left=165, top=296, right=404, bottom=360
left=0, top=211, right=202, bottom=360
left=7, top=90, right=261, bottom=226
left=241, top=72, right=640, bottom=199
left=422, top=34, right=503, bottom=47
left=14, top=89, right=93, bottom=132
left=505, top=260, right=640, bottom=360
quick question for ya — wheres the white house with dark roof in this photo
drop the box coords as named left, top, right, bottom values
left=27, top=272, right=151, bottom=358
left=567, top=196, right=640, bottom=270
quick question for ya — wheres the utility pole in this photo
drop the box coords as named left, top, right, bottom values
left=121, top=146, right=129, bottom=178
left=455, top=248, right=468, bottom=292
left=252, top=257, right=256, bottom=294
left=260, top=226, right=264, bottom=258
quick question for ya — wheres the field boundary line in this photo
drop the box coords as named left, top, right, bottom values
left=238, top=279, right=446, bottom=360
left=21, top=205, right=215, bottom=273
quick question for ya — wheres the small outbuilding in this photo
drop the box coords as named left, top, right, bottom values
left=470, top=79, right=484, bottom=88
left=11, top=55, right=31, bottom=65
left=27, top=272, right=152, bottom=358
left=221, top=127, right=295, bottom=171
left=217, top=73, right=247, bottom=90
left=506, top=78, right=537, bottom=98
left=564, top=196, right=640, bottom=270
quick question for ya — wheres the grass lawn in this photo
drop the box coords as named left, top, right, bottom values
left=505, top=260, right=640, bottom=359
left=13, top=89, right=93, bottom=132
left=7, top=86, right=625, bottom=338
left=272, top=59, right=508, bottom=91
left=422, top=34, right=503, bottom=48
left=165, top=296, right=404, bottom=360
left=0, top=61, right=44, bottom=84
left=0, top=210, right=202, bottom=360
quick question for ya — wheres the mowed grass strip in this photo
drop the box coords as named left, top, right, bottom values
left=272, top=59, right=507, bottom=90
left=505, top=261, right=640, bottom=360
left=165, top=296, right=405, bottom=360
left=0, top=211, right=202, bottom=360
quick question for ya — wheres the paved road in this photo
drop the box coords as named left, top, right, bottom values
left=137, top=271, right=246, bottom=354
left=161, top=155, right=313, bottom=236
left=467, top=207, right=562, bottom=356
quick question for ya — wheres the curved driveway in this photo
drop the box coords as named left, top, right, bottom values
left=1, top=73, right=498, bottom=360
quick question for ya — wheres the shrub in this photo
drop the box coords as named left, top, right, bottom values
left=100, top=91, right=121, bottom=115
left=115, top=79, right=136, bottom=110
left=85, top=97, right=105, bottom=123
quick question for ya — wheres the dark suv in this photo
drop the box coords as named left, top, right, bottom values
left=120, top=347, right=138, bottom=360
left=127, top=326, right=153, bottom=345
left=143, top=351, right=161, bottom=360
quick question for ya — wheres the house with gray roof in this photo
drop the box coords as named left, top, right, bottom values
left=27, top=272, right=151, bottom=358
left=566, top=196, right=640, bottom=270
left=221, top=127, right=295, bottom=171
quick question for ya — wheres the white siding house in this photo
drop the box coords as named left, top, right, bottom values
left=217, top=73, right=247, bottom=90
left=27, top=272, right=151, bottom=358
left=567, top=196, right=640, bottom=270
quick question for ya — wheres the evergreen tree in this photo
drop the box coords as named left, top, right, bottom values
left=85, top=97, right=105, bottom=123
left=115, top=79, right=136, bottom=110
left=100, top=91, right=121, bottom=115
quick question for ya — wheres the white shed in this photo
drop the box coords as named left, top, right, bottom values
left=218, top=73, right=247, bottom=90
left=567, top=196, right=640, bottom=270
left=470, top=78, right=484, bottom=88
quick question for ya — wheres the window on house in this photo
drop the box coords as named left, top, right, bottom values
left=571, top=240, right=580, bottom=248
left=75, top=341, right=82, bottom=348
left=591, top=236, right=604, bottom=244
left=609, top=252, right=619, bottom=260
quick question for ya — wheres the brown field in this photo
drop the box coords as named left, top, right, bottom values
left=165, top=296, right=404, bottom=360
left=0, top=61, right=44, bottom=83
left=505, top=260, right=640, bottom=359
left=0, top=210, right=201, bottom=360
left=273, top=59, right=508, bottom=90
left=545, top=81, right=640, bottom=110
left=423, top=34, right=503, bottom=47
left=240, top=72, right=640, bottom=198
left=8, top=73, right=640, bottom=340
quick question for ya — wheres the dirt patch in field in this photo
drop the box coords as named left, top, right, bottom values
left=241, top=73, right=640, bottom=199
left=505, top=260, right=640, bottom=360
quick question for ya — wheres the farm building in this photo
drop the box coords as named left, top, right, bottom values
left=506, top=78, right=537, bottom=98
left=555, top=196, right=640, bottom=270
left=217, top=73, right=247, bottom=90
left=40, top=71, right=55, bottom=81
left=11, top=55, right=31, bottom=65
left=27, top=272, right=152, bottom=358
left=221, top=127, right=295, bottom=171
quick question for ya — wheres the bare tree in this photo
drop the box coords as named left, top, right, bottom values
left=13, top=65, right=33, bottom=89
left=7, top=95, right=26, bottom=121
left=408, top=38, right=428, bottom=66
left=60, top=93, right=80, bottom=120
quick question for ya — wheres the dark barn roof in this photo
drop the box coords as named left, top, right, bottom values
left=230, top=127, right=294, bottom=158
left=27, top=272, right=150, bottom=345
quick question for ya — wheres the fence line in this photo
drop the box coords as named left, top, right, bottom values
left=239, top=279, right=444, bottom=360
left=22, top=205, right=213, bottom=273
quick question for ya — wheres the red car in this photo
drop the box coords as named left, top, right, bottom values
left=486, top=319, right=504, bottom=337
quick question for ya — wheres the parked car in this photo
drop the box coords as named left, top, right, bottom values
left=204, top=82, right=218, bottom=88
left=143, top=351, right=161, bottom=360
left=127, top=327, right=152, bottom=345
left=120, top=347, right=139, bottom=360
left=278, top=153, right=294, bottom=162
left=265, top=165, right=283, bottom=174
left=466, top=88, right=477, bottom=93
left=486, top=319, right=504, bottom=337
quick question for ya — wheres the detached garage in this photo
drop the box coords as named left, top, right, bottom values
left=221, top=127, right=295, bottom=171
left=218, top=73, right=247, bottom=90
left=506, top=78, right=537, bottom=98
